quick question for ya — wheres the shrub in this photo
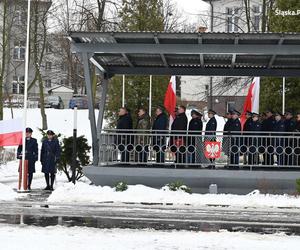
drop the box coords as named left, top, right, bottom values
left=114, top=181, right=128, bottom=192
left=296, top=179, right=300, bottom=194
left=166, top=181, right=192, bottom=194
left=57, top=136, right=91, bottom=182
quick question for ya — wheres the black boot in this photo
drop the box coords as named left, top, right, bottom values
left=50, top=174, right=56, bottom=191
left=28, top=173, right=33, bottom=191
left=44, top=174, right=50, bottom=190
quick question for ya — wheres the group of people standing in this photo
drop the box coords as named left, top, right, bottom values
left=17, top=128, right=61, bottom=191
left=116, top=105, right=219, bottom=166
left=116, top=105, right=300, bottom=168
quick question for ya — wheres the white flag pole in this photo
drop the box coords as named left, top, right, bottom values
left=20, top=0, right=31, bottom=191
left=122, top=75, right=125, bottom=107
left=149, top=75, right=152, bottom=117
left=282, top=77, right=286, bottom=114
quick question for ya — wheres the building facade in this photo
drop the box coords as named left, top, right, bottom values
left=0, top=0, right=70, bottom=105
left=180, top=0, right=263, bottom=116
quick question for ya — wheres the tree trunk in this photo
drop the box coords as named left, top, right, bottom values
left=37, top=72, right=48, bottom=130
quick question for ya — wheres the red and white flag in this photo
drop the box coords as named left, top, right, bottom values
left=0, top=118, right=23, bottom=147
left=240, top=77, right=260, bottom=129
left=164, top=76, right=176, bottom=129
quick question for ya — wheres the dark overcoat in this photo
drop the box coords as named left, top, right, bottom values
left=40, top=138, right=61, bottom=174
left=17, top=137, right=38, bottom=173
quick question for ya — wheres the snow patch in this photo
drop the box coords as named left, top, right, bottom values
left=0, top=183, right=18, bottom=201
left=48, top=182, right=300, bottom=208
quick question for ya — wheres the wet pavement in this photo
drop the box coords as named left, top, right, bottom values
left=1, top=193, right=300, bottom=235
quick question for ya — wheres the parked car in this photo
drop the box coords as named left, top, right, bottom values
left=44, top=95, right=64, bottom=109
left=69, top=95, right=88, bottom=109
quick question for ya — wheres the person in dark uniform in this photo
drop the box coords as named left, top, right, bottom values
left=261, top=109, right=275, bottom=166
left=171, top=105, right=188, bottom=164
left=273, top=112, right=285, bottom=166
left=284, top=111, right=296, bottom=165
left=205, top=109, right=217, bottom=168
left=152, top=106, right=168, bottom=163
left=294, top=113, right=300, bottom=166
left=223, top=111, right=233, bottom=156
left=17, top=127, right=38, bottom=190
left=116, top=107, right=133, bottom=163
left=248, top=113, right=262, bottom=166
left=40, top=130, right=61, bottom=191
left=188, top=109, right=203, bottom=164
left=228, top=110, right=241, bottom=169
left=243, top=111, right=253, bottom=165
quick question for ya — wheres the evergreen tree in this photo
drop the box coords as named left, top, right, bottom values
left=260, top=0, right=300, bottom=113
left=105, top=0, right=169, bottom=127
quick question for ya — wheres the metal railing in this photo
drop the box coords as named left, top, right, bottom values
left=98, top=129, right=300, bottom=169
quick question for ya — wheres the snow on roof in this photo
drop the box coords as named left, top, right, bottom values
left=48, top=85, right=74, bottom=93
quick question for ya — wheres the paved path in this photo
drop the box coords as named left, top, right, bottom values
left=1, top=193, right=300, bottom=235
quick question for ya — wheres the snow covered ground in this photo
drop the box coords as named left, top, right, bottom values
left=47, top=181, right=300, bottom=208
left=0, top=224, right=299, bottom=250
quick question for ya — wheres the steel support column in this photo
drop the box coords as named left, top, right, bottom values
left=82, top=53, right=99, bottom=165
left=97, top=77, right=108, bottom=133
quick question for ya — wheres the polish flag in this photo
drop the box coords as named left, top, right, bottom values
left=240, top=77, right=260, bottom=129
left=164, top=76, right=176, bottom=129
left=0, top=118, right=23, bottom=147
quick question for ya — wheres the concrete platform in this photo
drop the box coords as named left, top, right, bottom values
left=83, top=165, right=300, bottom=194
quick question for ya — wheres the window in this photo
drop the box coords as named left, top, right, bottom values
left=12, top=76, right=25, bottom=94
left=13, top=41, right=25, bottom=60
left=45, top=79, right=52, bottom=88
left=227, top=101, right=236, bottom=112
left=15, top=11, right=26, bottom=26
left=252, top=5, right=261, bottom=32
left=45, top=61, right=52, bottom=71
left=226, top=7, right=239, bottom=32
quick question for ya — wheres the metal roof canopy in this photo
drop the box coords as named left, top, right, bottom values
left=69, top=31, right=300, bottom=166
left=70, top=31, right=300, bottom=77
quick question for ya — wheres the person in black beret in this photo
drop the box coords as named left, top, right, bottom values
left=188, top=109, right=203, bottom=164
left=40, top=130, right=61, bottom=191
left=17, top=127, right=38, bottom=190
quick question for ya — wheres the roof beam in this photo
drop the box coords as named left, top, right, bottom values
left=268, top=36, right=285, bottom=69
left=105, top=66, right=300, bottom=77
left=121, top=53, right=134, bottom=67
left=231, top=35, right=239, bottom=69
left=72, top=43, right=300, bottom=55
left=154, top=36, right=168, bottom=67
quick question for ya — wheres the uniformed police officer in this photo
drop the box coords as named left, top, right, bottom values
left=188, top=109, right=203, bottom=164
left=284, top=111, right=296, bottom=165
left=17, top=127, right=38, bottom=190
left=228, top=110, right=241, bottom=169
left=243, top=111, right=253, bottom=165
left=41, top=130, right=61, bottom=191
left=223, top=111, right=233, bottom=156
left=262, top=109, right=276, bottom=165
left=205, top=109, right=217, bottom=168
left=273, top=112, right=285, bottom=166
left=248, top=113, right=262, bottom=166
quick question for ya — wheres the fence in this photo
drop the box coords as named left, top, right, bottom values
left=97, top=129, right=300, bottom=169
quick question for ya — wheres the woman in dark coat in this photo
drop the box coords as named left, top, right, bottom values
left=17, top=127, right=38, bottom=190
left=40, top=130, right=61, bottom=191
